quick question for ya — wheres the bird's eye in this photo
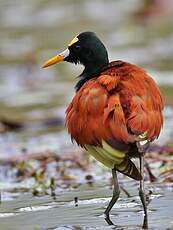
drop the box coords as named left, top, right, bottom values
left=74, top=45, right=81, bottom=51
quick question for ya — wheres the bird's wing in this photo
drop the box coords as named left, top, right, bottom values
left=99, top=61, right=164, bottom=142
left=102, top=92, right=131, bottom=143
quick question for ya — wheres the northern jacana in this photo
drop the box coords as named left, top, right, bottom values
left=42, top=32, right=163, bottom=228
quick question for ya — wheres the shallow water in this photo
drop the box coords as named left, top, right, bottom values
left=0, top=182, right=173, bottom=230
left=0, top=0, right=173, bottom=229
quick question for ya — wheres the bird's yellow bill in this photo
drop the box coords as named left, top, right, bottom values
left=42, top=48, right=69, bottom=68
left=42, top=55, right=64, bottom=68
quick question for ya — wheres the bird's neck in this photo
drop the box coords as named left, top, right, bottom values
left=75, top=61, right=108, bottom=91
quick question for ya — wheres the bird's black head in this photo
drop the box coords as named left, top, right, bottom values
left=65, top=32, right=109, bottom=72
left=42, top=32, right=109, bottom=90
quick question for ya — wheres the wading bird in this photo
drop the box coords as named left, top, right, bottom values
left=42, top=32, right=163, bottom=228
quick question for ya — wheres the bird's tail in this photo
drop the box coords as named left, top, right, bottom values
left=116, top=157, right=142, bottom=180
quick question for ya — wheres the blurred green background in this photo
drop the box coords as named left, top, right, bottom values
left=0, top=0, right=173, bottom=132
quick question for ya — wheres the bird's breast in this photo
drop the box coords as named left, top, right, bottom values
left=65, top=80, right=111, bottom=146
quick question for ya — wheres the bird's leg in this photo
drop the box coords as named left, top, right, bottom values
left=139, top=155, right=148, bottom=229
left=104, top=169, right=120, bottom=225
left=145, top=160, right=157, bottom=183
left=120, top=185, right=131, bottom=197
